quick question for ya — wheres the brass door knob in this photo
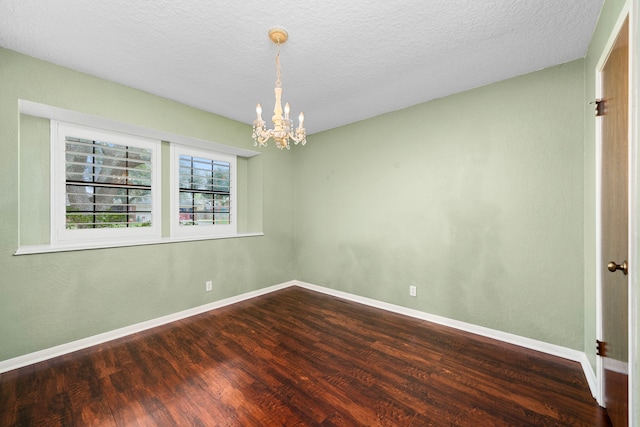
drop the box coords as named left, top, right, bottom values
left=607, top=260, right=628, bottom=275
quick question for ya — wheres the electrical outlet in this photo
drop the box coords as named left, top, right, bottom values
left=205, top=281, right=213, bottom=292
left=409, top=285, right=417, bottom=297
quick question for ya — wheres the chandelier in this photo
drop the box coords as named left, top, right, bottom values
left=252, top=27, right=306, bottom=150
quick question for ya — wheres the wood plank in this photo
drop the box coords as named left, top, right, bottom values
left=0, top=287, right=611, bottom=426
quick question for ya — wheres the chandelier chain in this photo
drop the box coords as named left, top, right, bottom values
left=275, top=41, right=282, bottom=88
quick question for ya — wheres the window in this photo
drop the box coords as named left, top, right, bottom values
left=15, top=103, right=261, bottom=255
left=170, top=144, right=237, bottom=238
left=51, top=121, right=161, bottom=247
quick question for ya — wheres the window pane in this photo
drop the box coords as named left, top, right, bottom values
left=178, top=154, right=231, bottom=228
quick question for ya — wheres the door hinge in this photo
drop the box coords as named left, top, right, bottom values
left=596, top=340, right=607, bottom=357
left=591, top=99, right=606, bottom=116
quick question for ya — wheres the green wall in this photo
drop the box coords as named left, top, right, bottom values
left=0, top=47, right=297, bottom=361
left=0, top=47, right=590, bottom=363
left=293, top=59, right=586, bottom=350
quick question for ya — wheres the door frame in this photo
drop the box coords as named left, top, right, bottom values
left=594, top=1, right=638, bottom=423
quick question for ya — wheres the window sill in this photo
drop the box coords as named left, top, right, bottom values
left=14, top=232, right=265, bottom=255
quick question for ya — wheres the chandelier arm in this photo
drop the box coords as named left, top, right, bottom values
left=258, top=129, right=273, bottom=143
left=289, top=132, right=307, bottom=145
left=252, top=123, right=273, bottom=146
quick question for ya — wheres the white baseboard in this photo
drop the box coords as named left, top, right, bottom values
left=603, top=357, right=629, bottom=375
left=0, top=281, right=295, bottom=374
left=0, top=279, right=598, bottom=400
left=292, top=280, right=599, bottom=398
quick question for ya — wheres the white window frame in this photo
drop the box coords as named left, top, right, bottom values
left=51, top=121, right=162, bottom=248
left=170, top=144, right=237, bottom=239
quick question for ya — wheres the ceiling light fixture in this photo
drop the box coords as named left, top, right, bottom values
left=252, top=27, right=306, bottom=150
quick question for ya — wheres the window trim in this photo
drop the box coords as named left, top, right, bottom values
left=22, top=100, right=260, bottom=158
left=170, top=144, right=238, bottom=238
left=14, top=232, right=265, bottom=255
left=51, top=121, right=162, bottom=248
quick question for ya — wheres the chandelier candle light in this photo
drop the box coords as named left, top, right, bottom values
left=252, top=27, right=306, bottom=150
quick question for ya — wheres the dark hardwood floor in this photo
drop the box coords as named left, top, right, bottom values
left=0, top=286, right=611, bottom=426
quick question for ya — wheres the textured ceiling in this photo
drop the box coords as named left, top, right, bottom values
left=0, top=0, right=604, bottom=135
